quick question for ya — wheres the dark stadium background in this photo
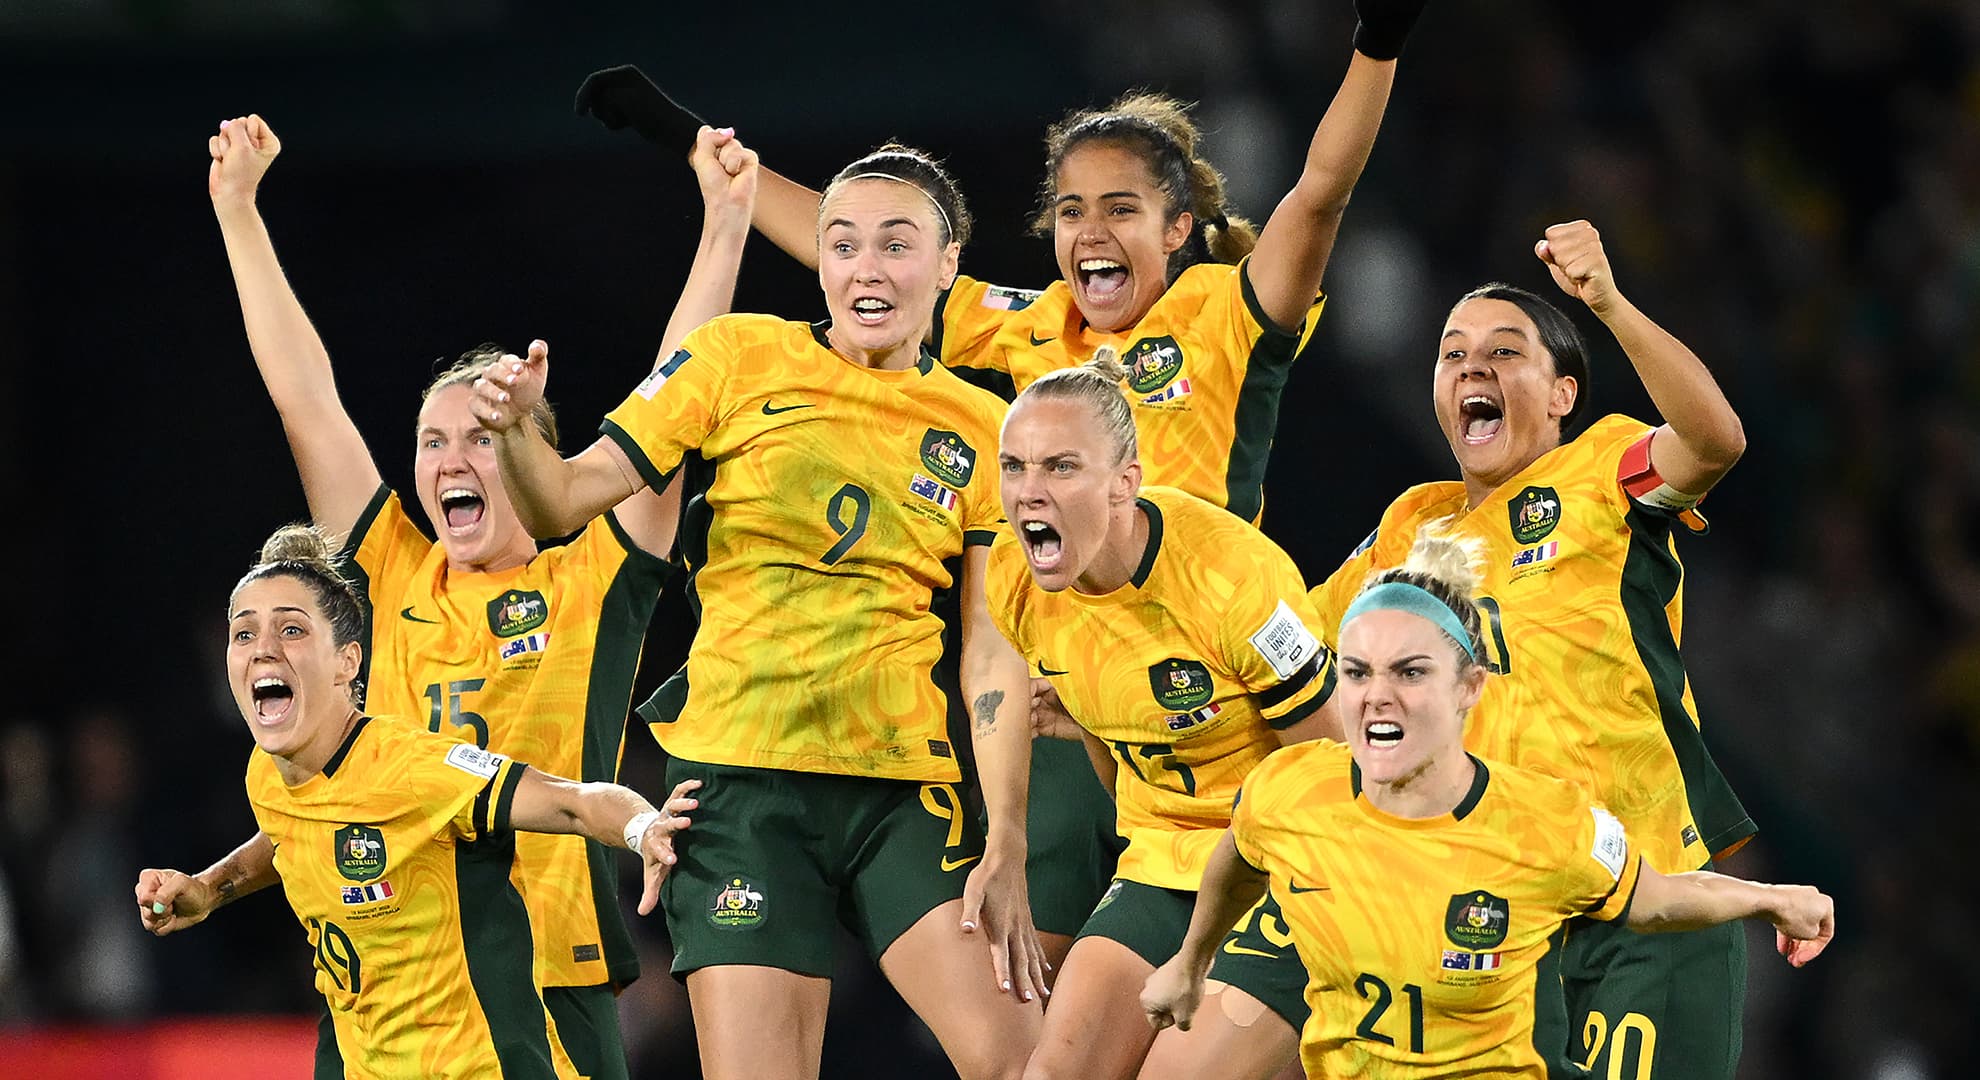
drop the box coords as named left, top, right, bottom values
left=2, top=2, right=1975, bottom=1077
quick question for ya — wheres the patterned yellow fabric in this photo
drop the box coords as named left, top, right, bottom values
left=987, top=486, right=1334, bottom=889
left=934, top=261, right=1322, bottom=522
left=1233, top=740, right=1641, bottom=1079
left=602, top=314, right=1005, bottom=781
left=343, top=488, right=666, bottom=989
left=1309, top=415, right=1753, bottom=873
left=248, top=716, right=578, bottom=1080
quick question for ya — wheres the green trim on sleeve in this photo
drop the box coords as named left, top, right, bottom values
left=337, top=484, right=393, bottom=562
left=1237, top=258, right=1306, bottom=341
left=1223, top=266, right=1311, bottom=523
left=599, top=419, right=678, bottom=495
left=490, top=761, right=525, bottom=836
left=965, top=528, right=1000, bottom=548
left=1264, top=660, right=1334, bottom=731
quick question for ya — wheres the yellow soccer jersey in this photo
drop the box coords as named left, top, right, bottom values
left=341, top=487, right=668, bottom=990
left=1232, top=740, right=1642, bottom=1079
left=934, top=260, right=1323, bottom=522
left=986, top=486, right=1335, bottom=889
left=247, top=716, right=578, bottom=1080
left=1309, top=415, right=1753, bottom=874
left=602, top=314, right=1006, bottom=782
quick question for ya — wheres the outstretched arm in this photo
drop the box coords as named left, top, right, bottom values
left=1245, top=0, right=1427, bottom=331
left=1535, top=220, right=1746, bottom=495
left=959, top=545, right=1047, bottom=1002
left=508, top=771, right=703, bottom=916
left=610, top=125, right=760, bottom=555
left=135, top=831, right=278, bottom=937
left=473, top=342, right=644, bottom=538
left=1626, top=864, right=1833, bottom=968
left=209, top=115, right=382, bottom=536
left=1141, top=831, right=1270, bottom=1031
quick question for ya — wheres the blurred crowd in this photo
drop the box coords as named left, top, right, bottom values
left=3, top=3, right=1975, bottom=1079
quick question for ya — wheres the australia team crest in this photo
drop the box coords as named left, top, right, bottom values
left=335, top=824, right=387, bottom=882
left=1149, top=658, right=1215, bottom=712
left=920, top=429, right=978, bottom=488
left=709, top=877, right=766, bottom=929
left=487, top=589, right=549, bottom=638
left=1444, top=890, right=1510, bottom=950
left=1124, top=336, right=1186, bottom=395
left=1508, top=486, right=1561, bottom=545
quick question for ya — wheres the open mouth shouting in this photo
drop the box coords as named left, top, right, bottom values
left=1020, top=518, right=1065, bottom=576
left=1076, top=258, right=1129, bottom=305
left=439, top=487, right=486, bottom=534
left=1362, top=718, right=1405, bottom=751
left=250, top=675, right=296, bottom=727
left=1457, top=392, right=1505, bottom=446
left=850, top=295, right=895, bottom=328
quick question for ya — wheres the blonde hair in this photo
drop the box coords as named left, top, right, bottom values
left=1016, top=346, right=1138, bottom=466
left=425, top=344, right=559, bottom=448
left=1032, top=91, right=1259, bottom=277
left=1357, top=522, right=1488, bottom=669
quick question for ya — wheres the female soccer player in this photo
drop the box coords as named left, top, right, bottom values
left=988, top=353, right=1337, bottom=1080
left=140, top=526, right=701, bottom=1079
left=1276, top=220, right=1760, bottom=1078
left=472, top=146, right=1045, bottom=1080
left=584, top=0, right=1426, bottom=977
left=132, top=112, right=753, bottom=1079
left=1140, top=531, right=1834, bottom=1079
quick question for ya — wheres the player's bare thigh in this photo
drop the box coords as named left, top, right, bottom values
left=683, top=964, right=832, bottom=1080
left=1139, top=980, right=1300, bottom=1080
left=1022, top=934, right=1161, bottom=1080
left=881, top=898, right=1044, bottom=1080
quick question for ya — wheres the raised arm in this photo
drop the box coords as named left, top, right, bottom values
left=573, top=65, right=822, bottom=270
left=959, top=544, right=1047, bottom=1002
left=135, top=830, right=278, bottom=937
left=610, top=126, right=760, bottom=554
left=473, top=342, right=644, bottom=538
left=1535, top=220, right=1747, bottom=495
left=208, top=115, right=382, bottom=537
left=1625, top=864, right=1834, bottom=968
left=1245, top=0, right=1426, bottom=330
left=1141, top=830, right=1270, bottom=1032
left=508, top=770, right=703, bottom=916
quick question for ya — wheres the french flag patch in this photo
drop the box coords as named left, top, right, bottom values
left=1509, top=541, right=1559, bottom=569
left=1166, top=701, right=1222, bottom=731
left=341, top=880, right=395, bottom=905
left=1440, top=949, right=1502, bottom=971
left=500, top=632, right=551, bottom=660
left=1141, top=378, right=1193, bottom=404
left=909, top=473, right=960, bottom=511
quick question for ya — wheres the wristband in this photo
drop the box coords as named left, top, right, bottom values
left=623, top=809, right=663, bottom=853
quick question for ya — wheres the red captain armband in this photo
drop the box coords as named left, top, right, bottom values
left=1618, top=432, right=1709, bottom=534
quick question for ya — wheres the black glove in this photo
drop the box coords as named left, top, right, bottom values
left=1351, top=0, right=1428, bottom=60
left=574, top=64, right=708, bottom=153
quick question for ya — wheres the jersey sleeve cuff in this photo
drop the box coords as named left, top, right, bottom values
left=1263, top=655, right=1336, bottom=730
left=600, top=418, right=678, bottom=495
left=1238, top=257, right=1309, bottom=341
left=480, top=762, right=526, bottom=837
left=965, top=528, right=1000, bottom=548
left=1617, top=431, right=1710, bottom=534
left=338, top=483, right=394, bottom=562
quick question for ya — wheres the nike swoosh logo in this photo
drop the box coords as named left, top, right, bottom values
left=400, top=606, right=440, bottom=625
left=1028, top=332, right=1056, bottom=346
left=1037, top=664, right=1069, bottom=677
left=762, top=401, right=814, bottom=415
left=1221, top=939, right=1276, bottom=959
left=1288, top=881, right=1330, bottom=894
left=940, top=854, right=981, bottom=872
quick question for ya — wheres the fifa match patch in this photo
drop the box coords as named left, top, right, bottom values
left=1440, top=949, right=1501, bottom=971
left=340, top=880, right=395, bottom=905
left=1590, top=807, right=1628, bottom=881
left=1140, top=377, right=1193, bottom=405
left=980, top=285, right=1041, bottom=311
left=1509, top=541, right=1558, bottom=570
left=1249, top=601, right=1321, bottom=681
left=500, top=631, right=551, bottom=660
left=636, top=348, right=692, bottom=400
left=445, top=743, right=507, bottom=780
left=909, top=473, right=959, bottom=511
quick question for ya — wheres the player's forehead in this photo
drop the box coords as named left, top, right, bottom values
left=820, top=178, right=939, bottom=235
left=1442, top=298, right=1536, bottom=343
left=229, top=574, right=321, bottom=621
left=1002, top=396, right=1106, bottom=453
left=1054, top=141, right=1160, bottom=197
left=1341, top=608, right=1446, bottom=661
left=415, top=382, right=481, bottom=433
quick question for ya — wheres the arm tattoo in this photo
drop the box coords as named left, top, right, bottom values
left=216, top=877, right=239, bottom=906
left=972, top=690, right=1005, bottom=735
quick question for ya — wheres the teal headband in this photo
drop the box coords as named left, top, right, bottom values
left=1341, top=582, right=1477, bottom=661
